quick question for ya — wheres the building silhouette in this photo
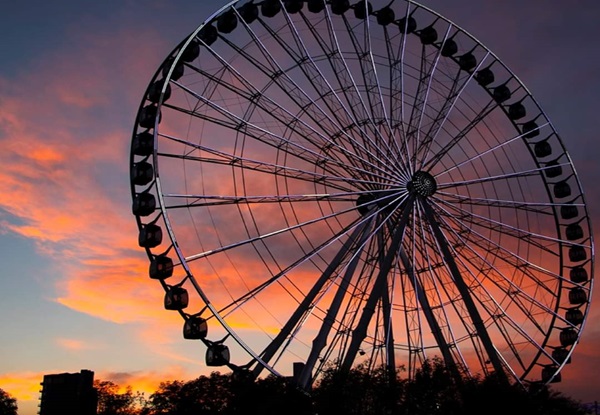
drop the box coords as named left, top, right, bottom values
left=39, top=369, right=97, bottom=415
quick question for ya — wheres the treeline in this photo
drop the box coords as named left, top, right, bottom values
left=95, top=359, right=588, bottom=415
left=0, top=360, right=589, bottom=415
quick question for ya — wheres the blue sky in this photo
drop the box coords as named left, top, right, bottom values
left=0, top=1, right=598, bottom=414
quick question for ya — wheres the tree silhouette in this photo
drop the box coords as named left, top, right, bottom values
left=0, top=389, right=17, bottom=415
left=95, top=380, right=144, bottom=415
left=525, top=383, right=588, bottom=415
left=229, top=373, right=312, bottom=415
left=313, top=362, right=404, bottom=415
left=146, top=372, right=232, bottom=415
left=401, top=357, right=464, bottom=414
left=95, top=362, right=587, bottom=415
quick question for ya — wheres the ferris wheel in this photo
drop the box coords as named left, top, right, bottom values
left=129, top=0, right=594, bottom=387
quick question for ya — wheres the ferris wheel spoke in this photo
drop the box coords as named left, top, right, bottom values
left=386, top=0, right=420, bottom=169
left=467, top=284, right=553, bottom=356
left=247, top=13, right=380, bottom=165
left=245, top=9, right=401, bottom=171
left=416, top=53, right=492, bottom=170
left=430, top=199, right=563, bottom=296
left=276, top=6, right=401, bottom=167
left=297, top=217, right=377, bottom=387
left=181, top=54, right=390, bottom=178
left=434, top=200, right=552, bottom=250
left=406, top=43, right=438, bottom=169
left=341, top=195, right=415, bottom=372
left=168, top=81, right=390, bottom=185
left=340, top=12, right=399, bottom=159
left=404, top=202, right=462, bottom=374
left=251, top=219, right=375, bottom=377
left=163, top=85, right=394, bottom=185
left=436, top=209, right=558, bottom=332
left=400, top=211, right=459, bottom=370
left=371, top=228, right=397, bottom=372
left=399, top=220, right=426, bottom=377
left=398, top=244, right=460, bottom=377
left=310, top=227, right=383, bottom=373
left=432, top=213, right=554, bottom=373
left=440, top=255, right=563, bottom=331
left=161, top=98, right=331, bottom=173
left=433, top=121, right=551, bottom=177
left=163, top=191, right=369, bottom=209
left=435, top=191, right=575, bottom=216
left=434, top=196, right=590, bottom=254
left=217, top=215, right=373, bottom=322
left=412, top=208, right=480, bottom=373
left=158, top=133, right=390, bottom=190
left=314, top=7, right=408, bottom=170
left=491, top=320, right=530, bottom=373
left=413, top=205, right=474, bottom=369
left=235, top=22, right=396, bottom=172
left=421, top=99, right=500, bottom=171
left=314, top=256, right=372, bottom=374
left=406, top=23, right=455, bottom=170
left=318, top=201, right=419, bottom=374
left=419, top=197, right=507, bottom=379
left=437, top=164, right=560, bottom=190
left=183, top=194, right=371, bottom=264
left=384, top=28, right=411, bottom=165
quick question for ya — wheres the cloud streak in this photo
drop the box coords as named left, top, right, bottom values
left=0, top=15, right=195, bottom=362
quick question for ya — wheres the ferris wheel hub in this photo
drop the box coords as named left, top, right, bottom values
left=407, top=171, right=437, bottom=197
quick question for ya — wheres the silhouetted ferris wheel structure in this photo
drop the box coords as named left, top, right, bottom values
left=130, top=0, right=594, bottom=387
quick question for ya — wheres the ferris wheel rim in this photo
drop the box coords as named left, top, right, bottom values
left=129, top=0, right=594, bottom=386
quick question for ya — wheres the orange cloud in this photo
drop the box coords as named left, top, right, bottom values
left=0, top=372, right=43, bottom=402
left=0, top=18, right=200, bottom=366
left=56, top=338, right=96, bottom=352
left=96, top=366, right=197, bottom=395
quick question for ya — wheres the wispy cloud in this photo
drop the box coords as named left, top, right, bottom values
left=0, top=372, right=44, bottom=402
left=55, top=338, right=96, bottom=352
left=0, top=18, right=191, bottom=357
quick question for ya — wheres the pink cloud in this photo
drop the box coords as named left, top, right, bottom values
left=55, top=338, right=96, bottom=352
left=0, top=16, right=187, bottom=342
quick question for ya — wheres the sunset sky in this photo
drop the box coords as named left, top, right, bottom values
left=1, top=1, right=599, bottom=414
